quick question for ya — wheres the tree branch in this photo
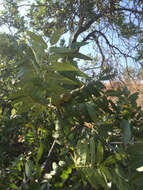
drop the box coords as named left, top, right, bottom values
left=70, top=13, right=102, bottom=44
left=82, top=29, right=135, bottom=60
left=115, top=7, right=143, bottom=15
left=41, top=140, right=56, bottom=178
left=92, top=34, right=105, bottom=67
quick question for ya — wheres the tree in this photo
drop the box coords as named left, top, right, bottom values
left=0, top=1, right=143, bottom=190
left=1, top=0, right=143, bottom=72
left=0, top=30, right=143, bottom=190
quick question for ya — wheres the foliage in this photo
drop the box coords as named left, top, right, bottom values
left=0, top=31, right=143, bottom=190
left=0, top=0, right=143, bottom=189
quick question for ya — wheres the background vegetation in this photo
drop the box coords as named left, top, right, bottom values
left=0, top=0, right=143, bottom=189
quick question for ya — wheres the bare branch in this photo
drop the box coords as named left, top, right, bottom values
left=41, top=140, right=56, bottom=178
left=70, top=12, right=102, bottom=44
left=115, top=7, right=143, bottom=15
left=82, top=29, right=135, bottom=60
left=92, top=34, right=105, bottom=67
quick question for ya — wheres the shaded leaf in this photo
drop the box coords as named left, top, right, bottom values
left=96, top=141, right=104, bottom=164
left=74, top=52, right=92, bottom=60
left=50, top=27, right=65, bottom=45
left=36, top=143, right=44, bottom=164
left=83, top=168, right=108, bottom=189
left=127, top=143, right=143, bottom=155
left=90, top=137, right=96, bottom=165
left=86, top=103, right=97, bottom=122
left=103, top=155, right=116, bottom=166
left=120, top=120, right=131, bottom=145
left=100, top=165, right=112, bottom=181
left=27, top=31, right=47, bottom=49
left=29, top=183, right=41, bottom=190
left=50, top=47, right=76, bottom=54
left=71, top=41, right=88, bottom=49
left=133, top=174, right=143, bottom=186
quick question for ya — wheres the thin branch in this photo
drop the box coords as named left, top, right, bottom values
left=115, top=7, right=143, bottom=15
left=83, top=29, right=135, bottom=60
left=41, top=140, right=56, bottom=178
left=70, top=12, right=102, bottom=44
left=93, top=34, right=105, bottom=67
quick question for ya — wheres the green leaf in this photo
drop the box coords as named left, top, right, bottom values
left=26, top=31, right=47, bottom=49
left=86, top=103, right=97, bottom=122
left=11, top=108, right=16, bottom=116
left=74, top=52, right=92, bottom=60
left=31, top=47, right=43, bottom=65
left=25, top=162, right=31, bottom=178
left=17, top=62, right=35, bottom=80
left=90, top=137, right=96, bottom=165
left=50, top=27, right=65, bottom=45
left=83, top=168, right=99, bottom=189
left=31, top=60, right=41, bottom=76
left=83, top=168, right=108, bottom=189
left=49, top=47, right=92, bottom=60
left=115, top=164, right=127, bottom=180
left=120, top=120, right=131, bottom=145
left=104, top=153, right=124, bottom=166
left=46, top=72, right=78, bottom=86
left=29, top=183, right=41, bottom=190
left=36, top=143, right=44, bottom=164
left=127, top=143, right=143, bottom=155
left=29, top=40, right=46, bottom=66
left=48, top=62, right=79, bottom=71
left=74, top=139, right=89, bottom=167
left=103, top=155, right=116, bottom=166
left=61, top=169, right=69, bottom=180
left=71, top=41, right=88, bottom=49
left=9, top=184, right=18, bottom=190
left=50, top=47, right=76, bottom=54
left=133, top=174, right=143, bottom=186
left=100, top=165, right=112, bottom=181
left=96, top=141, right=104, bottom=164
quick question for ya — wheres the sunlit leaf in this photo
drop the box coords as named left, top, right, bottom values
left=25, top=162, right=31, bottom=178
left=48, top=62, right=79, bottom=71
left=9, top=184, right=18, bottom=190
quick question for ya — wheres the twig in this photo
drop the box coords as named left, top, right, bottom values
left=41, top=140, right=56, bottom=178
